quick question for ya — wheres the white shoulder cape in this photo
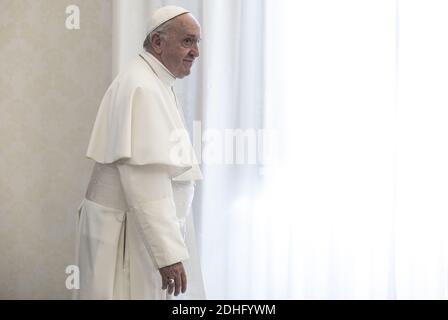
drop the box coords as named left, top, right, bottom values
left=86, top=54, right=202, bottom=181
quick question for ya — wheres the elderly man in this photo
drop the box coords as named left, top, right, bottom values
left=74, top=6, right=204, bottom=300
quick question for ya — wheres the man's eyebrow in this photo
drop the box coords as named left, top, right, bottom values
left=184, top=34, right=201, bottom=39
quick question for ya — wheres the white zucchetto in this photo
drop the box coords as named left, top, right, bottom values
left=146, top=5, right=190, bottom=35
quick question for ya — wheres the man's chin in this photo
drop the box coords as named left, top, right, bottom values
left=178, top=70, right=191, bottom=79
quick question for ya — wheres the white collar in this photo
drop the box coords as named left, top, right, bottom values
left=139, top=51, right=176, bottom=86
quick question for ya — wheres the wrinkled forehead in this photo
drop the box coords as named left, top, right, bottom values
left=170, top=13, right=201, bottom=37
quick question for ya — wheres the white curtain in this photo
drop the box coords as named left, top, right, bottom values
left=262, top=0, right=448, bottom=299
left=113, top=0, right=448, bottom=299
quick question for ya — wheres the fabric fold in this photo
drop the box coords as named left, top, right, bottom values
left=128, top=197, right=190, bottom=268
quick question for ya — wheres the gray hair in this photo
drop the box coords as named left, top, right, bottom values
left=143, top=20, right=175, bottom=51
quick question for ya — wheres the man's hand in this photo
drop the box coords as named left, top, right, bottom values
left=159, top=262, right=187, bottom=296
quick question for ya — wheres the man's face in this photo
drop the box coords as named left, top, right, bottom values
left=160, top=14, right=201, bottom=79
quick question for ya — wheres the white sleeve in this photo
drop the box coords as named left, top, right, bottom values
left=116, top=163, right=189, bottom=269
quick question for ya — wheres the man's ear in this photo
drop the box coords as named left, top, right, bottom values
left=151, top=33, right=163, bottom=55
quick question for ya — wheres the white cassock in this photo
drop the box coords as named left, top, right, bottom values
left=74, top=51, right=205, bottom=300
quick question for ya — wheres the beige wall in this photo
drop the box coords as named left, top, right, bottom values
left=0, top=0, right=112, bottom=299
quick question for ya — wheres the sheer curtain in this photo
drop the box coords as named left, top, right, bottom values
left=262, top=0, right=448, bottom=299
left=112, top=0, right=448, bottom=299
left=393, top=0, right=448, bottom=299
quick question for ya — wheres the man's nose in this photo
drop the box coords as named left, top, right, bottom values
left=190, top=42, right=200, bottom=58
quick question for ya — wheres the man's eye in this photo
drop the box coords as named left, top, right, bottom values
left=183, top=38, right=193, bottom=46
